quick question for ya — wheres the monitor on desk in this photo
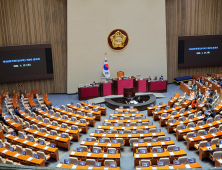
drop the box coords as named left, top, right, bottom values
left=64, top=159, right=71, bottom=165
left=181, top=125, right=186, bottom=129
left=135, top=111, right=139, bottom=114
left=80, top=113, right=84, bottom=116
left=95, top=130, right=101, bottom=134
left=119, top=130, right=124, bottom=134
left=165, top=137, right=170, bottom=141
left=109, top=149, right=116, bottom=154
left=114, top=123, right=119, bottom=127
left=94, top=162, right=101, bottom=167
left=30, top=126, right=34, bottom=130
left=100, top=104, right=104, bottom=107
left=102, top=123, right=108, bottom=126
left=50, top=131, right=54, bottom=136
left=191, top=124, right=196, bottom=127
left=77, top=148, right=83, bottom=152
left=109, top=163, right=117, bottom=168
left=206, top=142, right=211, bottom=147
left=220, top=139, right=222, bottom=144
left=150, top=104, right=154, bottom=107
left=141, top=116, right=146, bottom=119
left=92, top=103, right=96, bottom=105
left=119, top=106, right=123, bottom=109
left=19, top=134, right=24, bottom=139
left=0, top=143, right=3, bottom=148
left=61, top=134, right=66, bottom=138
left=9, top=147, right=14, bottom=152
left=124, top=111, right=129, bottom=114
left=131, top=130, right=137, bottom=134
left=99, top=139, right=105, bottom=143
left=119, top=117, right=124, bottom=120
left=156, top=129, right=161, bottom=133
left=71, top=126, right=77, bottom=130
left=139, top=149, right=147, bottom=154
left=138, top=139, right=144, bottom=143
left=125, top=123, right=130, bottom=127
left=114, top=111, right=118, bottom=114
left=94, top=108, right=98, bottom=112
left=92, top=148, right=99, bottom=154
left=109, top=117, right=114, bottom=120
left=50, top=143, right=56, bottom=148
left=152, top=138, right=158, bottom=142
left=11, top=132, right=16, bottom=136
left=34, top=154, right=40, bottom=159
left=112, top=139, right=118, bottom=144
left=214, top=129, right=219, bottom=133
left=52, top=122, right=56, bottom=126
left=21, top=150, right=26, bottom=156
left=172, top=119, right=176, bottom=123
left=141, top=161, right=150, bottom=167
left=86, top=138, right=93, bottom=142
left=80, top=119, right=85, bottom=123
left=88, top=114, right=93, bottom=117
left=78, top=161, right=86, bottom=166
left=85, top=100, right=88, bottom=103
left=157, top=148, right=164, bottom=153
left=203, top=131, right=208, bottom=135
left=192, top=133, right=197, bottom=137
left=137, top=123, right=142, bottom=126
left=130, top=106, right=134, bottom=109
left=144, top=130, right=149, bottom=134
left=173, top=147, right=180, bottom=151
left=107, top=130, right=112, bottom=134
left=173, top=160, right=181, bottom=165
left=131, top=117, right=135, bottom=120
left=188, top=158, right=196, bottom=164
left=157, top=161, right=165, bottom=167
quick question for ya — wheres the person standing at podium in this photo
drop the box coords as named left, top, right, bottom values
left=159, top=75, right=163, bottom=81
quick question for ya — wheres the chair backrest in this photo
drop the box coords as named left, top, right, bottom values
left=124, top=129, right=131, bottom=134
left=135, top=116, right=141, bottom=119
left=39, top=138, right=46, bottom=145
left=209, top=127, right=215, bottom=134
left=206, top=118, right=214, bottom=124
left=55, top=112, right=61, bottom=118
left=26, top=148, right=33, bottom=157
left=213, top=151, right=222, bottom=161
left=61, top=123, right=68, bottom=129
left=124, top=116, right=130, bottom=120
left=136, top=129, right=143, bottom=134
left=197, top=130, right=205, bottom=136
left=211, top=138, right=219, bottom=145
left=159, top=158, right=169, bottom=165
left=5, top=160, right=14, bottom=164
left=37, top=151, right=46, bottom=160
left=178, top=117, right=186, bottom=122
left=197, top=120, right=205, bottom=126
left=166, top=145, right=176, bottom=152
left=71, top=117, right=77, bottom=122
left=80, top=119, right=86, bottom=123
left=187, top=122, right=195, bottom=128
left=86, top=159, right=95, bottom=166
left=199, top=141, right=207, bottom=148
left=140, top=159, right=150, bottom=166
left=52, top=121, right=59, bottom=126
left=102, top=138, right=110, bottom=142
left=152, top=146, right=161, bottom=153
left=70, top=157, right=78, bottom=164
left=144, top=137, right=152, bottom=143
left=178, top=156, right=188, bottom=164
left=176, top=125, right=185, bottom=130
left=142, top=122, right=148, bottom=126
left=188, top=114, right=195, bottom=119
left=130, top=138, right=138, bottom=146
left=138, top=147, right=147, bottom=153
left=157, top=136, right=165, bottom=141
left=51, top=130, right=58, bottom=136
left=186, top=132, right=194, bottom=138
left=93, top=146, right=102, bottom=153
left=104, top=160, right=115, bottom=167
left=5, top=142, right=11, bottom=150
left=215, top=115, right=221, bottom=121
left=149, top=128, right=156, bottom=133
left=116, top=138, right=124, bottom=146
left=130, top=122, right=136, bottom=126
left=80, top=146, right=88, bottom=152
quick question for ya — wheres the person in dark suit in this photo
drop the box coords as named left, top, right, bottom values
left=148, top=76, right=152, bottom=81
left=31, top=106, right=37, bottom=113
left=210, top=109, right=216, bottom=118
left=48, top=104, right=53, bottom=110
left=153, top=76, right=157, bottom=81
left=14, top=106, right=20, bottom=117
left=159, top=75, right=163, bottom=81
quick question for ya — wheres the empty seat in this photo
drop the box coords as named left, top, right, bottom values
left=197, top=130, right=205, bottom=136
left=149, top=128, right=156, bottom=133
left=157, top=136, right=165, bottom=141
left=136, top=129, right=143, bottom=134
left=206, top=118, right=214, bottom=124
left=159, top=158, right=169, bottom=165
left=186, top=132, right=194, bottom=138
left=166, top=145, right=176, bottom=152
left=144, top=137, right=152, bottom=143
left=152, top=147, right=161, bottom=153
left=37, top=151, right=50, bottom=160
left=209, top=127, right=215, bottom=134
left=211, top=138, right=219, bottom=145
left=198, top=141, right=207, bottom=150
left=130, top=122, right=136, bottom=126
left=93, top=147, right=102, bottom=153
left=86, top=159, right=95, bottom=166
left=70, top=157, right=78, bottom=164
left=178, top=156, right=188, bottom=164
left=116, top=138, right=124, bottom=146
left=102, top=138, right=110, bottom=142
left=104, top=159, right=115, bottom=167
left=130, top=138, right=138, bottom=146
left=26, top=148, right=33, bottom=157
left=213, top=151, right=222, bottom=161
left=140, top=159, right=150, bottom=166
left=187, top=122, right=195, bottom=128
left=124, top=129, right=131, bottom=134
left=80, top=146, right=88, bottom=152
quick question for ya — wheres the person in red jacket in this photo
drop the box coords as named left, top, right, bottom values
left=191, top=99, right=199, bottom=109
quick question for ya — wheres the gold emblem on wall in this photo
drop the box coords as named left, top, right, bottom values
left=107, top=29, right=129, bottom=51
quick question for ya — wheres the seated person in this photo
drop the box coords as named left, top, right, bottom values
left=153, top=76, right=157, bottom=81
left=159, top=75, right=163, bottom=81
left=148, top=76, right=152, bottom=81
left=31, top=106, right=37, bottom=113
left=14, top=107, right=20, bottom=117
left=210, top=109, right=216, bottom=118
left=197, top=78, right=202, bottom=83
left=207, top=96, right=214, bottom=104
left=201, top=80, right=205, bottom=85
left=48, top=104, right=52, bottom=110
left=203, top=111, right=211, bottom=121
left=191, top=99, right=199, bottom=109
left=192, top=84, right=197, bottom=91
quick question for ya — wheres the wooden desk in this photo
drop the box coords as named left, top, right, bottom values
left=100, top=82, right=114, bottom=97
left=186, top=131, right=222, bottom=150
left=180, top=82, right=191, bottom=96
left=113, top=78, right=134, bottom=95
left=166, top=114, right=204, bottom=133
left=21, top=112, right=80, bottom=141
left=78, top=86, right=101, bottom=100
left=104, top=118, right=149, bottom=124
left=80, top=140, right=121, bottom=153
left=69, top=151, right=121, bottom=166
left=214, top=102, right=222, bottom=113
left=134, top=79, right=148, bottom=93
left=65, top=105, right=96, bottom=126
left=148, top=80, right=167, bottom=93
left=0, top=130, right=4, bottom=141
left=135, top=162, right=201, bottom=169
left=5, top=134, right=59, bottom=161
left=5, top=118, right=22, bottom=131
left=89, top=132, right=165, bottom=146
left=153, top=106, right=181, bottom=121
left=110, top=113, right=143, bottom=117
left=134, top=150, right=187, bottom=166
left=159, top=109, right=196, bottom=127
left=168, top=93, right=180, bottom=107
left=0, top=147, right=45, bottom=167
left=114, top=108, right=138, bottom=112
left=147, top=104, right=167, bottom=116
left=24, top=128, right=70, bottom=150
left=97, top=125, right=156, bottom=131
left=81, top=102, right=107, bottom=116
left=59, top=105, right=101, bottom=121
left=176, top=119, right=222, bottom=141
left=56, top=163, right=120, bottom=169
left=199, top=144, right=217, bottom=161
left=182, top=100, right=191, bottom=108
left=196, top=82, right=206, bottom=94
left=132, top=140, right=175, bottom=153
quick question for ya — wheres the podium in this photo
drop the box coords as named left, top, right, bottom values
left=113, top=78, right=134, bottom=95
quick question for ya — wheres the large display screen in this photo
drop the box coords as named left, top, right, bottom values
left=178, top=35, right=222, bottom=68
left=0, top=44, right=53, bottom=83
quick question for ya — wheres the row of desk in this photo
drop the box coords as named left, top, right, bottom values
left=78, top=79, right=167, bottom=100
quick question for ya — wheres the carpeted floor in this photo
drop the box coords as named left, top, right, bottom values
left=3, top=83, right=215, bottom=169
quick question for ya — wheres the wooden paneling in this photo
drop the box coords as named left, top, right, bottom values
left=0, top=0, right=67, bottom=94
left=166, top=0, right=222, bottom=83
